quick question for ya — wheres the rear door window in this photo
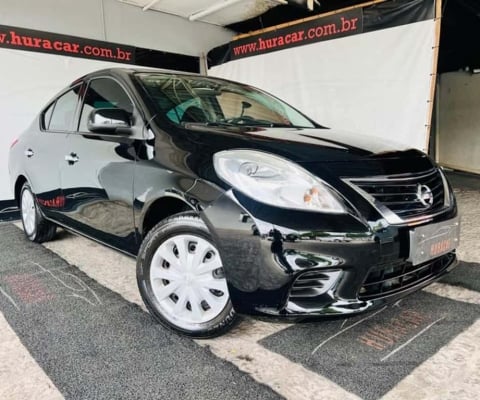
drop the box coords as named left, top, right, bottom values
left=48, top=86, right=82, bottom=132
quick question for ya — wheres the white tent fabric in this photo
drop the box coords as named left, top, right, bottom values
left=209, top=20, right=436, bottom=152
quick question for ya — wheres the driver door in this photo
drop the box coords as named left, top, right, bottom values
left=59, top=77, right=141, bottom=253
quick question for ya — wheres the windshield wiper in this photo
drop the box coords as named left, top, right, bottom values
left=182, top=120, right=295, bottom=129
left=259, top=122, right=293, bottom=128
left=181, top=121, right=236, bottom=128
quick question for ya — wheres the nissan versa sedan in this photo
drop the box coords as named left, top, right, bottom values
left=9, top=68, right=460, bottom=337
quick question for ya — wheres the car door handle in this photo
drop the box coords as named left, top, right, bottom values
left=65, top=152, right=79, bottom=165
left=25, top=148, right=34, bottom=158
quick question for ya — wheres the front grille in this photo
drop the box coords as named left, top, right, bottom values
left=290, top=270, right=342, bottom=299
left=358, top=253, right=454, bottom=300
left=349, top=169, right=446, bottom=220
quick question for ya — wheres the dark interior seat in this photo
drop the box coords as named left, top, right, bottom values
left=181, top=106, right=208, bottom=123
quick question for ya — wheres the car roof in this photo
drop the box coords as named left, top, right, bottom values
left=85, top=67, right=201, bottom=79
left=70, top=67, right=255, bottom=96
left=69, top=67, right=207, bottom=88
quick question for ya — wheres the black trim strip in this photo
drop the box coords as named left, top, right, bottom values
left=0, top=24, right=199, bottom=73
left=364, top=0, right=434, bottom=33
left=0, top=199, right=20, bottom=222
left=227, top=8, right=363, bottom=61
left=208, top=0, right=434, bottom=67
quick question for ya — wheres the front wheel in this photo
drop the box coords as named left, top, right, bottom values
left=20, top=183, right=56, bottom=243
left=137, top=213, right=237, bottom=337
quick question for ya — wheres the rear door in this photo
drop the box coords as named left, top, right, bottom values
left=27, top=85, right=82, bottom=223
left=59, top=77, right=142, bottom=253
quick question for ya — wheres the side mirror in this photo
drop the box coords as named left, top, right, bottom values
left=87, top=108, right=132, bottom=135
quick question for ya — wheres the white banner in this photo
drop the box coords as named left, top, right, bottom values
left=209, top=20, right=435, bottom=152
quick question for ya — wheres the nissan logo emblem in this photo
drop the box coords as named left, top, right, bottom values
left=417, top=184, right=434, bottom=207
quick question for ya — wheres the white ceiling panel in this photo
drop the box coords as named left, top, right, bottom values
left=118, top=0, right=286, bottom=26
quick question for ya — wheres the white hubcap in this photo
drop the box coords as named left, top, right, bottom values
left=21, top=189, right=36, bottom=236
left=150, top=234, right=229, bottom=329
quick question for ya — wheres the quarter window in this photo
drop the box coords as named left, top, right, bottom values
left=48, top=87, right=81, bottom=132
left=79, top=78, right=133, bottom=132
left=42, top=102, right=55, bottom=130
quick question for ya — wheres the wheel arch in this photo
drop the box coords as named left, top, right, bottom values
left=139, top=195, right=195, bottom=238
left=14, top=175, right=28, bottom=206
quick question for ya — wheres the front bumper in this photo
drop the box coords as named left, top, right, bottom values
left=201, top=190, right=458, bottom=318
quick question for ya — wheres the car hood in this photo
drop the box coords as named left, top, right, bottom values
left=225, top=125, right=410, bottom=160
left=182, top=124, right=431, bottom=167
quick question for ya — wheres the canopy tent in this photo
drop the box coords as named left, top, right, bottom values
left=208, top=0, right=440, bottom=152
left=206, top=0, right=480, bottom=174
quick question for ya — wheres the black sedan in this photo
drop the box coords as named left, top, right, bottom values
left=9, top=68, right=460, bottom=337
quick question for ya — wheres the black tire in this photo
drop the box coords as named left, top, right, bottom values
left=137, top=212, right=237, bottom=338
left=20, top=183, right=57, bottom=243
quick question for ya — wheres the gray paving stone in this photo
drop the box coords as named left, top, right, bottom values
left=260, top=291, right=480, bottom=400
left=0, top=224, right=280, bottom=400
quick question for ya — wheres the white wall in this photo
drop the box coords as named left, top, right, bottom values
left=210, top=20, right=436, bottom=152
left=0, top=48, right=142, bottom=200
left=0, top=0, right=233, bottom=56
left=437, top=71, right=480, bottom=174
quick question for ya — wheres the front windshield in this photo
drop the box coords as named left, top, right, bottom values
left=136, top=73, right=316, bottom=129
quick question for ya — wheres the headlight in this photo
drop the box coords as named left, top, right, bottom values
left=213, top=150, right=346, bottom=213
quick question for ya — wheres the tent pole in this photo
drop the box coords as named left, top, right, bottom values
left=199, top=52, right=208, bottom=75
left=425, top=0, right=443, bottom=153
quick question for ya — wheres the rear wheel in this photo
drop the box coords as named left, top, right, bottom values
left=20, top=183, right=56, bottom=243
left=137, top=213, right=237, bottom=337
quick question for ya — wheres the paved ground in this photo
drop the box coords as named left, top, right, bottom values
left=0, top=225, right=278, bottom=400
left=1, top=171, right=479, bottom=400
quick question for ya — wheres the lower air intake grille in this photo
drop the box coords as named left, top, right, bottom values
left=359, top=253, right=454, bottom=300
left=290, top=270, right=342, bottom=299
